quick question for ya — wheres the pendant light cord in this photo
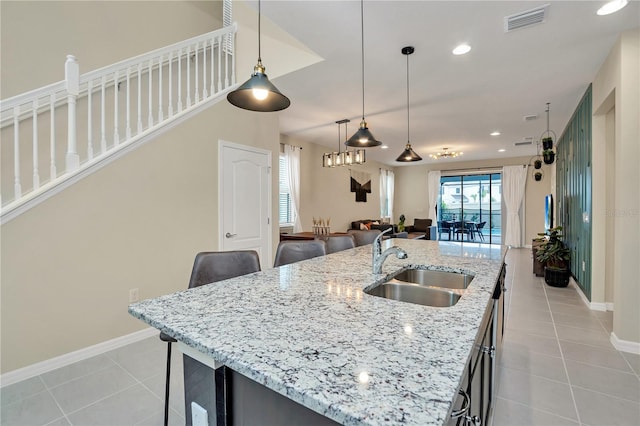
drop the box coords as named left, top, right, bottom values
left=406, top=52, right=410, bottom=143
left=360, top=0, right=365, bottom=121
left=258, top=0, right=262, bottom=63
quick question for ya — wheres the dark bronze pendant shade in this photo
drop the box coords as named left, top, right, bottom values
left=396, top=143, right=422, bottom=162
left=346, top=119, right=381, bottom=147
left=227, top=61, right=290, bottom=112
left=396, top=46, right=422, bottom=162
left=227, top=0, right=290, bottom=112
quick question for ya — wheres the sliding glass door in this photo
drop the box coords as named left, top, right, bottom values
left=439, top=173, right=502, bottom=244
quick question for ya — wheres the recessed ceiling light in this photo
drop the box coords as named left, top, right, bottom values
left=597, top=0, right=628, bottom=15
left=452, top=44, right=471, bottom=55
left=498, top=149, right=506, bottom=152
left=381, top=145, right=389, bottom=149
left=490, top=131, right=501, bottom=136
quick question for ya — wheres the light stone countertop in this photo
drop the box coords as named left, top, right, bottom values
left=128, top=239, right=508, bottom=425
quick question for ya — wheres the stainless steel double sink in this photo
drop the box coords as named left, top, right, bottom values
left=365, top=269, right=474, bottom=307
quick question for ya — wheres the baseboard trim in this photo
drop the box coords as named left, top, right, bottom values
left=0, top=327, right=157, bottom=387
left=611, top=332, right=640, bottom=354
left=572, top=279, right=607, bottom=311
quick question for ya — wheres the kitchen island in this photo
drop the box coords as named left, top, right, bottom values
left=129, top=239, right=507, bottom=425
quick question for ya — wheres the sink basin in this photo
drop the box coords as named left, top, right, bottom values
left=365, top=281, right=461, bottom=307
left=392, top=268, right=474, bottom=289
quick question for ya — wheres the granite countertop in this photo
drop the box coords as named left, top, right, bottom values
left=128, top=239, right=507, bottom=425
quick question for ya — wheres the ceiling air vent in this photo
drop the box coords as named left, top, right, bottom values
left=524, top=114, right=538, bottom=121
left=514, top=137, right=534, bottom=146
left=505, top=4, right=549, bottom=32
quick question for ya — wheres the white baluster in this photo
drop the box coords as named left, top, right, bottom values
left=224, top=34, right=230, bottom=88
left=113, top=70, right=120, bottom=145
left=101, top=75, right=107, bottom=154
left=186, top=45, right=192, bottom=108
left=202, top=41, right=208, bottom=99
left=194, top=43, right=200, bottom=103
left=177, top=48, right=183, bottom=113
left=137, top=64, right=143, bottom=134
left=214, top=38, right=216, bottom=96
left=168, top=51, right=174, bottom=117
left=148, top=59, right=153, bottom=128
left=32, top=99, right=40, bottom=189
left=217, top=36, right=222, bottom=92
left=87, top=80, right=94, bottom=160
left=158, top=55, right=164, bottom=122
left=231, top=32, right=236, bottom=85
left=126, top=67, right=132, bottom=140
left=50, top=94, right=56, bottom=179
left=65, top=55, right=80, bottom=172
left=13, top=106, right=22, bottom=199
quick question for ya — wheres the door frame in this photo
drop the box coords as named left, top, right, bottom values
left=217, top=139, right=272, bottom=264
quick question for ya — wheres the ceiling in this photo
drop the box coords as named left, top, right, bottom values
left=248, top=0, right=639, bottom=166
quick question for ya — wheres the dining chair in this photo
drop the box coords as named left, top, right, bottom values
left=160, top=250, right=261, bottom=426
left=325, top=235, right=356, bottom=254
left=438, top=221, right=453, bottom=240
left=476, top=221, right=487, bottom=241
left=273, top=240, right=327, bottom=267
left=347, top=229, right=382, bottom=246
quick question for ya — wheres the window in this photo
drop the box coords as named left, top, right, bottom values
left=379, top=169, right=394, bottom=220
left=279, top=155, right=294, bottom=225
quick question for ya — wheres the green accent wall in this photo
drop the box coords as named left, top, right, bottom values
left=556, top=85, right=592, bottom=299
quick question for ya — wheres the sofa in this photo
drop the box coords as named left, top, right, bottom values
left=350, top=219, right=395, bottom=233
left=405, top=218, right=433, bottom=240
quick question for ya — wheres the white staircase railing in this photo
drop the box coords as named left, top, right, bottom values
left=1, top=23, right=237, bottom=223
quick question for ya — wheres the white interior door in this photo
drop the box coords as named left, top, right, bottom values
left=219, top=141, right=271, bottom=268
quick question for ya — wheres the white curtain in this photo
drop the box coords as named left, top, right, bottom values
left=379, top=169, right=395, bottom=222
left=503, top=165, right=528, bottom=247
left=284, top=145, right=302, bottom=233
left=387, top=170, right=395, bottom=222
left=379, top=169, right=388, bottom=219
left=427, top=171, right=441, bottom=235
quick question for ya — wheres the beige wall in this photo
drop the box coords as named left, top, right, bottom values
left=0, top=1, right=223, bottom=98
left=394, top=157, right=552, bottom=245
left=282, top=135, right=388, bottom=233
left=0, top=0, right=286, bottom=373
left=1, top=100, right=280, bottom=373
left=591, top=28, right=640, bottom=345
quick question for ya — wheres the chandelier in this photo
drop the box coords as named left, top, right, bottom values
left=430, top=147, right=463, bottom=160
left=323, top=119, right=366, bottom=168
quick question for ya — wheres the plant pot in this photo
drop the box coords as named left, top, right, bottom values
left=534, top=171, right=543, bottom=182
left=532, top=240, right=545, bottom=276
left=544, top=266, right=570, bottom=287
left=542, top=137, right=553, bottom=150
left=543, top=151, right=555, bottom=165
left=534, top=159, right=542, bottom=169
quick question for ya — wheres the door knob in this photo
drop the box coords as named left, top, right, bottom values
left=225, top=232, right=237, bottom=238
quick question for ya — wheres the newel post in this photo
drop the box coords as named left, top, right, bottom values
left=65, top=55, right=80, bottom=171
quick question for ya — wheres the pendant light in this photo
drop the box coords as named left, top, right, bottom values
left=323, top=120, right=366, bottom=167
left=227, top=0, right=290, bottom=112
left=396, top=46, right=422, bottom=162
left=345, top=0, right=381, bottom=148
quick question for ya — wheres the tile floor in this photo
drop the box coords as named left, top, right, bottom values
left=1, top=248, right=639, bottom=425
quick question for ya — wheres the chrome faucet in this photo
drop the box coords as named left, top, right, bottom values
left=373, top=228, right=408, bottom=274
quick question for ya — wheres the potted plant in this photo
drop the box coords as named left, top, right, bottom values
left=398, top=214, right=406, bottom=232
left=534, top=171, right=543, bottom=182
left=542, top=137, right=553, bottom=150
left=536, top=226, right=571, bottom=286
left=543, top=149, right=555, bottom=164
left=534, top=159, right=542, bottom=169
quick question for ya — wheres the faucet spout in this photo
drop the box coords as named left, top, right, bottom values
left=372, top=229, right=408, bottom=274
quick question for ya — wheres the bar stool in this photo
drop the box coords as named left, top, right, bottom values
left=160, top=250, right=261, bottom=426
left=347, top=229, right=382, bottom=246
left=273, top=240, right=326, bottom=267
left=325, top=235, right=356, bottom=254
